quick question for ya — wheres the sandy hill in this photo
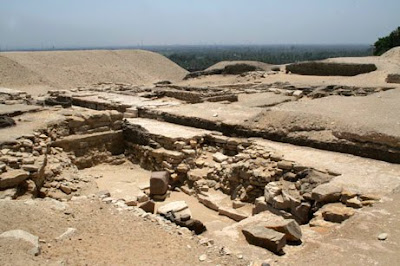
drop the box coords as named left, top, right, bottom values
left=0, top=50, right=188, bottom=95
left=381, top=46, right=400, bottom=61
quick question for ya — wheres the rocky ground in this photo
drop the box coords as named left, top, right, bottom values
left=1, top=47, right=400, bottom=265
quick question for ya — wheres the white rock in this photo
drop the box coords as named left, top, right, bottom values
left=199, top=254, right=207, bottom=262
left=0, top=230, right=40, bottom=255
left=213, top=152, right=228, bottom=163
left=378, top=233, right=388, bottom=241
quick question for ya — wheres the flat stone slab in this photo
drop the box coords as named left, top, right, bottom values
left=126, top=118, right=210, bottom=141
left=242, top=225, right=286, bottom=253
left=154, top=101, right=262, bottom=125
left=254, top=138, right=400, bottom=195
left=0, top=104, right=41, bottom=117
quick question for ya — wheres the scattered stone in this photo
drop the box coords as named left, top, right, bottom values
left=263, top=219, right=302, bottom=242
left=311, top=183, right=342, bottom=203
left=139, top=200, right=155, bottom=213
left=242, top=226, right=286, bottom=253
left=60, top=184, right=72, bottom=195
left=321, top=204, right=355, bottom=223
left=345, top=197, right=363, bottom=209
left=137, top=192, right=149, bottom=203
left=212, top=152, right=228, bottom=163
left=378, top=233, right=388, bottom=241
left=0, top=229, right=40, bottom=256
left=218, top=207, right=248, bottom=222
left=232, top=200, right=246, bottom=209
left=277, top=160, right=293, bottom=170
left=199, top=254, right=207, bottom=262
left=56, top=228, right=77, bottom=241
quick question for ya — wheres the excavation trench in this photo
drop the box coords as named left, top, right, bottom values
left=0, top=106, right=385, bottom=255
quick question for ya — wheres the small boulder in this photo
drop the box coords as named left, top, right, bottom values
left=263, top=219, right=302, bottom=242
left=321, top=203, right=355, bottom=223
left=139, top=200, right=155, bottom=213
left=311, top=183, right=342, bottom=203
left=242, top=226, right=286, bottom=253
left=213, top=152, right=228, bottom=163
left=0, top=170, right=29, bottom=189
left=150, top=171, right=170, bottom=195
left=0, top=229, right=40, bottom=256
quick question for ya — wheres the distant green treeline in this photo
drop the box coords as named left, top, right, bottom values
left=148, top=45, right=373, bottom=71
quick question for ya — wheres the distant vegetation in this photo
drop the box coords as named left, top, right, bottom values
left=374, top=27, right=400, bottom=56
left=147, top=45, right=373, bottom=71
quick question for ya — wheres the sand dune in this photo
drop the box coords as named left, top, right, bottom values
left=0, top=49, right=188, bottom=95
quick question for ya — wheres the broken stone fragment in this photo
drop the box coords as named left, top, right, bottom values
left=60, top=184, right=72, bottom=195
left=138, top=200, right=155, bottom=213
left=262, top=219, right=302, bottom=242
left=150, top=171, right=169, bottom=196
left=56, top=228, right=77, bottom=241
left=218, top=207, right=248, bottom=222
left=311, top=183, right=342, bottom=203
left=277, top=160, right=293, bottom=170
left=176, top=163, right=189, bottom=173
left=187, top=168, right=207, bottom=181
left=264, top=182, right=282, bottom=203
left=0, top=169, right=29, bottom=189
left=345, top=197, right=362, bottom=209
left=242, top=226, right=286, bottom=253
left=212, top=152, right=228, bottom=163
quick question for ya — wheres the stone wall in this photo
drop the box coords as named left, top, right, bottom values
left=386, top=74, right=400, bottom=84
left=286, top=62, right=377, bottom=76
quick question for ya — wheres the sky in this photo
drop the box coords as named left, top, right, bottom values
left=1, top=0, right=399, bottom=49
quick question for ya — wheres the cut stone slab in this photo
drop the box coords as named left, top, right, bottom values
left=311, top=183, right=342, bottom=203
left=197, top=193, right=227, bottom=211
left=218, top=207, right=248, bottom=222
left=0, top=229, right=40, bottom=256
left=157, top=200, right=192, bottom=220
left=242, top=226, right=286, bottom=253
left=213, top=152, right=228, bottom=163
left=157, top=200, right=188, bottom=214
left=0, top=170, right=29, bottom=189
left=150, top=171, right=169, bottom=196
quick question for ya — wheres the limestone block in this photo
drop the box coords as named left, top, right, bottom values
left=150, top=171, right=170, bottom=195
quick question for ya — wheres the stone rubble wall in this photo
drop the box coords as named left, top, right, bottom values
left=138, top=108, right=400, bottom=163
left=286, top=62, right=377, bottom=76
left=0, top=108, right=125, bottom=200
left=123, top=121, right=357, bottom=224
left=386, top=74, right=400, bottom=84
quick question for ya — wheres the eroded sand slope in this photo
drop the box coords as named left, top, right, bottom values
left=0, top=50, right=188, bottom=95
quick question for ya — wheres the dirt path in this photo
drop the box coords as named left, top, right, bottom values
left=0, top=198, right=248, bottom=266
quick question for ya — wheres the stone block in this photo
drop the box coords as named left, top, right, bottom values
left=138, top=200, right=155, bottom=213
left=150, top=171, right=169, bottom=195
left=0, top=170, right=29, bottom=189
left=242, top=226, right=286, bottom=253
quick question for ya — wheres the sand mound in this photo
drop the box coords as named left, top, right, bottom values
left=381, top=47, right=400, bottom=61
left=206, top=60, right=274, bottom=71
left=0, top=50, right=188, bottom=95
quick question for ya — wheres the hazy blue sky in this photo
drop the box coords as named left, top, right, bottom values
left=1, top=0, right=399, bottom=49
